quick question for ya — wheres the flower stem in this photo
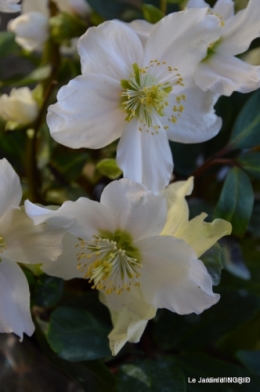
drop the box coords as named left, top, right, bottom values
left=160, top=0, right=167, bottom=14
left=192, top=146, right=231, bottom=178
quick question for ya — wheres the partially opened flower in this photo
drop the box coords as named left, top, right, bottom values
left=186, top=0, right=260, bottom=95
left=0, top=159, right=69, bottom=339
left=0, top=0, right=20, bottom=13
left=25, top=178, right=231, bottom=355
left=47, top=10, right=222, bottom=193
left=0, top=87, right=39, bottom=127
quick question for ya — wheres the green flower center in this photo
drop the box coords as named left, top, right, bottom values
left=76, top=230, right=142, bottom=295
left=120, top=62, right=184, bottom=128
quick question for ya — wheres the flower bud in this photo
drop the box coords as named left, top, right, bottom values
left=0, top=87, right=39, bottom=127
left=8, top=11, right=49, bottom=51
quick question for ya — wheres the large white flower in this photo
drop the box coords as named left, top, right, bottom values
left=47, top=10, right=222, bottom=193
left=0, top=87, right=39, bottom=126
left=186, top=0, right=260, bottom=95
left=0, top=159, right=69, bottom=339
left=25, top=178, right=231, bottom=355
left=0, top=0, right=20, bottom=13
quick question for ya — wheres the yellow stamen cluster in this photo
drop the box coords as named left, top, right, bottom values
left=167, top=94, right=186, bottom=125
left=76, top=235, right=142, bottom=295
left=207, top=9, right=225, bottom=26
left=121, top=61, right=184, bottom=128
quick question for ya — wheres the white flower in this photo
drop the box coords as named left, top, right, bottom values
left=0, top=0, right=20, bottom=13
left=53, top=0, right=90, bottom=16
left=25, top=178, right=231, bottom=355
left=186, top=0, right=260, bottom=95
left=0, top=87, right=39, bottom=126
left=8, top=0, right=49, bottom=51
left=0, top=159, right=68, bottom=339
left=47, top=10, right=222, bottom=194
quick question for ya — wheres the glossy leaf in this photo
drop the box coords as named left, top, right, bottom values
left=96, top=158, right=122, bottom=179
left=214, top=167, right=254, bottom=237
left=34, top=275, right=64, bottom=308
left=117, top=358, right=186, bottom=392
left=237, top=350, right=260, bottom=376
left=238, top=152, right=260, bottom=180
left=0, top=32, right=18, bottom=58
left=200, top=244, right=223, bottom=286
left=142, top=4, right=164, bottom=23
left=47, top=307, right=111, bottom=361
left=229, top=88, right=260, bottom=149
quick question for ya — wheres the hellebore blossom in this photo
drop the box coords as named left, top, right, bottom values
left=0, top=159, right=67, bottom=339
left=47, top=10, right=222, bottom=193
left=8, top=0, right=89, bottom=51
left=25, top=178, right=231, bottom=355
left=0, top=0, right=20, bottom=13
left=0, top=87, right=39, bottom=127
left=187, top=0, right=260, bottom=95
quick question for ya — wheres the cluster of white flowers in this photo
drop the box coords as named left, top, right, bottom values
left=0, top=0, right=259, bottom=355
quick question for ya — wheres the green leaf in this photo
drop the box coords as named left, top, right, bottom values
left=214, top=167, right=254, bottom=237
left=248, top=202, right=260, bottom=237
left=237, top=350, right=260, bottom=376
left=86, top=0, right=136, bottom=20
left=200, top=244, right=223, bottom=286
left=154, top=289, right=260, bottom=351
left=229, top=88, right=260, bottom=149
left=35, top=323, right=116, bottom=392
left=142, top=4, right=164, bottom=23
left=238, top=152, right=260, bottom=179
left=175, top=354, right=260, bottom=391
left=96, top=158, right=122, bottom=179
left=34, top=275, right=64, bottom=308
left=47, top=306, right=111, bottom=361
left=117, top=358, right=186, bottom=392
left=0, top=32, right=18, bottom=57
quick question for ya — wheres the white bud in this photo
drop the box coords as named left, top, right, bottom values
left=0, top=87, right=39, bottom=126
left=8, top=11, right=49, bottom=51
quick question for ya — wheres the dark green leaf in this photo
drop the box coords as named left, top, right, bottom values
left=154, top=289, right=260, bottom=351
left=142, top=4, right=164, bottom=23
left=35, top=323, right=116, bottom=392
left=238, top=152, right=260, bottom=179
left=175, top=354, right=260, bottom=391
left=221, top=237, right=251, bottom=280
left=237, top=350, right=260, bottom=376
left=0, top=32, right=18, bottom=57
left=34, top=275, right=64, bottom=308
left=86, top=0, right=136, bottom=20
left=200, top=244, right=223, bottom=286
left=214, top=167, right=254, bottom=237
left=248, top=202, right=260, bottom=237
left=117, top=358, right=186, bottom=392
left=229, top=88, right=260, bottom=149
left=47, top=306, right=111, bottom=361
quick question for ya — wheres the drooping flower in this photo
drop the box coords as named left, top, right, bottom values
left=0, top=159, right=69, bottom=339
left=25, top=178, right=231, bottom=355
left=0, top=87, right=39, bottom=127
left=8, top=0, right=90, bottom=51
left=47, top=10, right=222, bottom=193
left=186, top=0, right=260, bottom=95
left=0, top=0, right=20, bottom=13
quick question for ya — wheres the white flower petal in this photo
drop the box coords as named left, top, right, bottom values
left=22, top=0, right=49, bottom=16
left=195, top=54, right=260, bottom=96
left=161, top=177, right=194, bottom=236
left=0, top=259, right=34, bottom=339
left=137, top=235, right=219, bottom=314
left=116, top=118, right=173, bottom=194
left=0, top=207, right=66, bottom=264
left=213, top=0, right=234, bottom=20
left=100, top=179, right=167, bottom=242
left=100, top=288, right=156, bottom=355
left=143, top=9, right=221, bottom=82
left=127, top=19, right=153, bottom=47
left=174, top=213, right=232, bottom=258
left=41, top=233, right=82, bottom=279
left=186, top=0, right=208, bottom=8
left=0, top=158, right=22, bottom=218
left=220, top=0, right=260, bottom=56
left=47, top=74, right=125, bottom=149
left=165, top=85, right=221, bottom=143
left=78, top=20, right=143, bottom=79
left=25, top=198, right=114, bottom=239
left=0, top=0, right=20, bottom=12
